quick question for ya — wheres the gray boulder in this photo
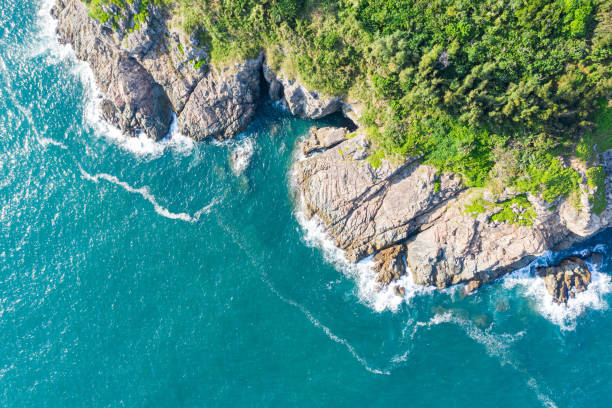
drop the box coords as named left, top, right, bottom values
left=178, top=57, right=262, bottom=140
left=263, top=63, right=343, bottom=119
left=53, top=0, right=173, bottom=139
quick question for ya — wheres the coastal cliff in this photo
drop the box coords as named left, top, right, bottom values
left=52, top=0, right=611, bottom=297
left=51, top=0, right=347, bottom=140
left=294, top=127, right=612, bottom=292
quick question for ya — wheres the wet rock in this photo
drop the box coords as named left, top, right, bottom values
left=465, top=280, right=482, bottom=294
left=394, top=285, right=406, bottom=297
left=374, top=245, right=406, bottom=285
left=537, top=257, right=592, bottom=304
left=301, top=127, right=347, bottom=156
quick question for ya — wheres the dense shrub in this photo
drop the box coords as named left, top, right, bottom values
left=84, top=0, right=611, bottom=202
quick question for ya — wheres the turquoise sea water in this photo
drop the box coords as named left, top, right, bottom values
left=2, top=1, right=612, bottom=406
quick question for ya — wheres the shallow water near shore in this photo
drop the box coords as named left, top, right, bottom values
left=1, top=1, right=612, bottom=407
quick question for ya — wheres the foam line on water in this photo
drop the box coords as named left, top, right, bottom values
left=215, top=219, right=390, bottom=376
left=503, top=245, right=611, bottom=331
left=39, top=137, right=68, bottom=150
left=420, top=311, right=558, bottom=408
left=79, top=167, right=218, bottom=223
left=264, top=279, right=391, bottom=375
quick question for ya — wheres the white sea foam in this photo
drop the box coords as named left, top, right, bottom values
left=32, top=0, right=73, bottom=62
left=79, top=167, right=219, bottom=222
left=296, top=209, right=434, bottom=312
left=229, top=137, right=255, bottom=175
left=418, top=311, right=557, bottom=408
left=503, top=246, right=611, bottom=331
left=35, top=0, right=195, bottom=159
left=38, top=137, right=67, bottom=149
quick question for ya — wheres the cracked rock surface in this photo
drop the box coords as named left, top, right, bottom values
left=295, top=126, right=612, bottom=290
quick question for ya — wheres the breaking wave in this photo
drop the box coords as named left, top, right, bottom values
left=503, top=245, right=612, bottom=331
left=295, top=209, right=434, bottom=312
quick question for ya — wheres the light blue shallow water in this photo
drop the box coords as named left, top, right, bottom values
left=2, top=1, right=612, bottom=407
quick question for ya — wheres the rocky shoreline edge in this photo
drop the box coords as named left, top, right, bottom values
left=51, top=0, right=612, bottom=305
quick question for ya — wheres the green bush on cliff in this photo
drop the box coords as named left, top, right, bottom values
left=83, top=0, right=611, bottom=204
left=514, top=156, right=582, bottom=203
left=587, top=166, right=607, bottom=215
left=489, top=196, right=536, bottom=227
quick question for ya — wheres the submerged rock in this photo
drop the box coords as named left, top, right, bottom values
left=537, top=257, right=592, bottom=304
left=229, top=138, right=255, bottom=176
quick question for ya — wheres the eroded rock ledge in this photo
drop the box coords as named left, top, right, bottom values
left=294, top=126, right=612, bottom=293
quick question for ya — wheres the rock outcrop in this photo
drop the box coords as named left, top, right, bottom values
left=178, top=57, right=262, bottom=140
left=295, top=131, right=463, bottom=263
left=52, top=0, right=264, bottom=141
left=52, top=0, right=179, bottom=139
left=294, top=126, right=612, bottom=290
left=373, top=244, right=406, bottom=285
left=301, top=127, right=347, bottom=156
left=537, top=257, right=592, bottom=304
left=263, top=64, right=345, bottom=120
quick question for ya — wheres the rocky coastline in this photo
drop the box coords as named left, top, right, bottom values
left=52, top=0, right=611, bottom=301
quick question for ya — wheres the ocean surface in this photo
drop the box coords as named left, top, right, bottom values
left=1, top=1, right=612, bottom=406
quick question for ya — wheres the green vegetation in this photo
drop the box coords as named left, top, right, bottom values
left=489, top=196, right=537, bottom=226
left=514, top=156, right=581, bottom=203
left=576, top=100, right=612, bottom=162
left=465, top=197, right=488, bottom=217
left=83, top=0, right=611, bottom=206
left=193, top=59, right=205, bottom=70
left=464, top=195, right=536, bottom=226
left=587, top=165, right=607, bottom=214
left=83, top=0, right=168, bottom=32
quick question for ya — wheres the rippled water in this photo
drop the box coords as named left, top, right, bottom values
left=1, top=1, right=612, bottom=406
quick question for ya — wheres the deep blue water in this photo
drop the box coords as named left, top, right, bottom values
left=1, top=1, right=612, bottom=406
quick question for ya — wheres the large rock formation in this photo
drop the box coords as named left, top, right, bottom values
left=537, top=257, right=592, bottom=304
left=178, top=57, right=262, bottom=140
left=294, top=127, right=612, bottom=290
left=52, top=0, right=175, bottom=139
left=295, top=131, right=463, bottom=262
left=52, top=0, right=262, bottom=141
left=301, top=127, right=347, bottom=156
